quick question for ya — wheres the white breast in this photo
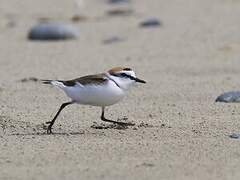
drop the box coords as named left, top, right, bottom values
left=61, top=80, right=125, bottom=106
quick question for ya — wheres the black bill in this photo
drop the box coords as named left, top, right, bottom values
left=133, top=77, right=146, bottom=83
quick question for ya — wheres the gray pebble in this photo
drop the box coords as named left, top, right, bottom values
left=140, top=18, right=161, bottom=28
left=19, top=77, right=39, bottom=83
left=107, top=9, right=133, bottom=16
left=108, top=0, right=130, bottom=4
left=28, top=22, right=79, bottom=40
left=215, top=91, right=240, bottom=103
left=229, top=133, right=240, bottom=139
left=102, top=36, right=125, bottom=44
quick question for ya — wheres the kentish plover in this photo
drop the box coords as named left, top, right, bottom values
left=42, top=67, right=146, bottom=134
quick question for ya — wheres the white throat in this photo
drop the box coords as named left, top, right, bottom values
left=106, top=72, right=135, bottom=91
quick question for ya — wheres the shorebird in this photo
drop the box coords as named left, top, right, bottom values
left=42, top=67, right=146, bottom=134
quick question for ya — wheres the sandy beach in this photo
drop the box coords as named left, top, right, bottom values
left=1, top=0, right=240, bottom=179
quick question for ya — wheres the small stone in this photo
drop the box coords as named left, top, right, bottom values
left=19, top=77, right=39, bottom=83
left=107, top=9, right=133, bottom=16
left=136, top=162, right=155, bottom=168
left=229, top=133, right=240, bottom=139
left=102, top=36, right=125, bottom=44
left=108, top=0, right=130, bottom=4
left=140, top=18, right=161, bottom=28
left=71, top=15, right=88, bottom=23
left=215, top=91, right=240, bottom=103
left=148, top=114, right=153, bottom=118
left=28, top=22, right=79, bottom=40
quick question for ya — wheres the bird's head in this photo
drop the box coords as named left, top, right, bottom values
left=107, top=67, right=146, bottom=90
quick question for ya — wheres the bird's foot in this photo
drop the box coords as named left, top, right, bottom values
left=114, top=121, right=135, bottom=126
left=45, top=121, right=53, bottom=134
left=47, top=126, right=52, bottom=134
left=101, top=116, right=135, bottom=127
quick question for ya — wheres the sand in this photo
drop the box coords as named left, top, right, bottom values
left=1, top=0, right=240, bottom=179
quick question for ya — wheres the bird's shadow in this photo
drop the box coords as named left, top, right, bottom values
left=7, top=131, right=85, bottom=136
left=2, top=122, right=86, bottom=136
left=90, top=122, right=131, bottom=130
left=1, top=115, right=158, bottom=137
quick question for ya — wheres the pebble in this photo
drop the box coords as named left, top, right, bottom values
left=229, top=133, right=240, bottom=139
left=28, top=22, right=79, bottom=40
left=107, top=9, right=133, bottom=16
left=140, top=18, right=161, bottom=28
left=215, top=91, right=240, bottom=103
left=102, top=36, right=125, bottom=44
left=71, top=15, right=88, bottom=23
left=108, top=0, right=130, bottom=4
left=19, top=77, right=39, bottom=83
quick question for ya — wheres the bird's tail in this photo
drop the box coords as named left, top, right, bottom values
left=41, top=79, right=53, bottom=84
left=41, top=79, right=66, bottom=89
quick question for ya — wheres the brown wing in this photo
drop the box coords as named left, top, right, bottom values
left=61, top=73, right=107, bottom=86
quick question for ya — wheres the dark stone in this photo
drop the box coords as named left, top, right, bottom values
left=229, top=133, right=240, bottom=139
left=71, top=15, right=88, bottom=23
left=28, top=22, right=79, bottom=41
left=107, top=9, right=133, bottom=16
left=140, top=18, right=161, bottom=28
left=215, top=91, right=240, bottom=103
left=102, top=36, right=125, bottom=44
left=108, top=0, right=130, bottom=4
left=19, top=77, right=39, bottom=83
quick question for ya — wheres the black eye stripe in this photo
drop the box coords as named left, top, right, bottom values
left=123, top=68, right=132, bottom=71
left=112, top=73, right=133, bottom=79
left=112, top=73, right=126, bottom=77
left=120, top=73, right=128, bottom=77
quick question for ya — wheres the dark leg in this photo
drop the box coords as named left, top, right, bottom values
left=46, top=101, right=74, bottom=134
left=100, top=107, right=135, bottom=126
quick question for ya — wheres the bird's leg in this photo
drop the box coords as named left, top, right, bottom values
left=100, top=107, right=135, bottom=126
left=46, top=101, right=74, bottom=134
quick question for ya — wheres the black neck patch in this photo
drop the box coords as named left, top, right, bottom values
left=107, top=76, right=120, bottom=88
